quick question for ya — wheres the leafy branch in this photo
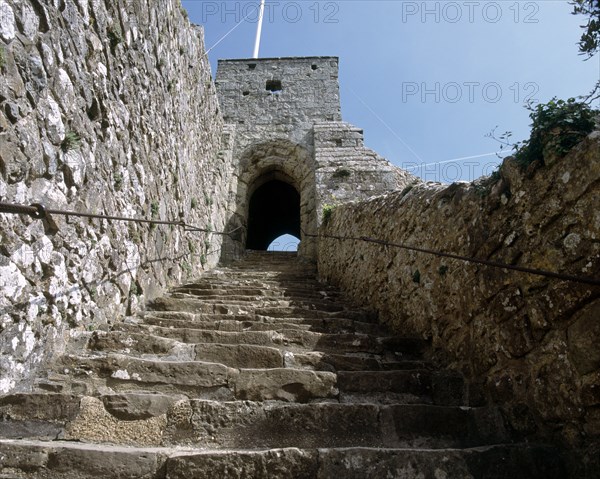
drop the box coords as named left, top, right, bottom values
left=487, top=98, right=599, bottom=169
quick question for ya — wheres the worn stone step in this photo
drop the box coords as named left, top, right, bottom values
left=337, top=370, right=465, bottom=405
left=113, top=323, right=408, bottom=356
left=172, top=401, right=510, bottom=450
left=0, top=395, right=507, bottom=450
left=284, top=350, right=431, bottom=373
left=147, top=296, right=377, bottom=321
left=141, top=314, right=375, bottom=335
left=147, top=297, right=369, bottom=319
left=164, top=445, right=565, bottom=479
left=142, top=311, right=383, bottom=332
left=0, top=439, right=170, bottom=479
left=0, top=440, right=565, bottom=479
left=253, top=306, right=376, bottom=321
left=167, top=294, right=352, bottom=315
left=86, top=331, right=423, bottom=373
left=57, top=354, right=338, bottom=402
left=172, top=286, right=343, bottom=303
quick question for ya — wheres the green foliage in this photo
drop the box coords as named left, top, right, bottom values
left=61, top=131, right=81, bottom=152
left=190, top=197, right=198, bottom=209
left=515, top=98, right=598, bottom=167
left=332, top=168, right=351, bottom=180
left=150, top=201, right=159, bottom=218
left=571, top=0, right=600, bottom=58
left=489, top=168, right=501, bottom=183
left=200, top=254, right=207, bottom=267
left=204, top=195, right=213, bottom=207
left=181, top=261, right=192, bottom=274
left=412, top=270, right=421, bottom=284
left=322, top=204, right=336, bottom=224
left=487, top=98, right=599, bottom=169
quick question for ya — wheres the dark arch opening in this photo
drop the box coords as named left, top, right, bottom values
left=246, top=180, right=301, bottom=250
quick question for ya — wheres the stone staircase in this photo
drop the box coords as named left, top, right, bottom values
left=0, top=251, right=564, bottom=478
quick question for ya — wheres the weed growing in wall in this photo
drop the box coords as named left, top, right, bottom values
left=322, top=204, right=336, bottom=224
left=61, top=132, right=81, bottom=152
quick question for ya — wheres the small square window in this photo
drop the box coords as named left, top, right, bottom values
left=266, top=80, right=282, bottom=93
left=248, top=63, right=257, bottom=70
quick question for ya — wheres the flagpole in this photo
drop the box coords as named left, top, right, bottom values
left=252, top=0, right=266, bottom=58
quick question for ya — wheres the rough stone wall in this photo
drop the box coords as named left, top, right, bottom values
left=318, top=135, right=600, bottom=473
left=0, top=0, right=228, bottom=392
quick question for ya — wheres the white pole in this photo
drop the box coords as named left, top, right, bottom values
left=252, top=0, right=266, bottom=58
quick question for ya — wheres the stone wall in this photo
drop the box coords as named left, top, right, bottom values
left=313, top=121, right=415, bottom=223
left=0, top=0, right=229, bottom=392
left=318, top=134, right=600, bottom=474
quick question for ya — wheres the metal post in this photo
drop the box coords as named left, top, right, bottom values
left=252, top=0, right=266, bottom=58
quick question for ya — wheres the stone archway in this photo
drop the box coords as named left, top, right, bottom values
left=246, top=175, right=301, bottom=250
left=222, top=139, right=317, bottom=260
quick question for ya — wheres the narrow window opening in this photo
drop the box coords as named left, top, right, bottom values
left=311, top=64, right=318, bottom=70
left=266, top=80, right=282, bottom=93
left=335, top=139, right=343, bottom=147
left=248, top=63, right=257, bottom=70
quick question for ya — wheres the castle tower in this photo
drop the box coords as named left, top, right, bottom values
left=215, top=57, right=412, bottom=261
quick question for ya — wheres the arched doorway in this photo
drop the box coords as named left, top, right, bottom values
left=246, top=179, right=301, bottom=250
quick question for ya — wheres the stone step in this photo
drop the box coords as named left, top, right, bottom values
left=57, top=354, right=338, bottom=402
left=86, top=331, right=427, bottom=372
left=168, top=294, right=349, bottom=314
left=165, top=445, right=565, bottom=479
left=0, top=439, right=564, bottom=479
left=112, top=323, right=415, bottom=356
left=138, top=313, right=389, bottom=336
left=253, top=306, right=376, bottom=321
left=0, top=394, right=505, bottom=449
left=147, top=297, right=373, bottom=319
left=142, top=311, right=382, bottom=331
left=172, top=285, right=343, bottom=302
left=0, top=439, right=168, bottom=479
left=337, top=370, right=465, bottom=406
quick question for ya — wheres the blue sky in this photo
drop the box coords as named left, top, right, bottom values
left=183, top=0, right=599, bottom=183
left=181, top=0, right=599, bottom=248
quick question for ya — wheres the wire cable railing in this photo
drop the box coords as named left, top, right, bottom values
left=0, top=201, right=242, bottom=236
left=303, top=230, right=600, bottom=287
left=2, top=201, right=597, bottom=286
